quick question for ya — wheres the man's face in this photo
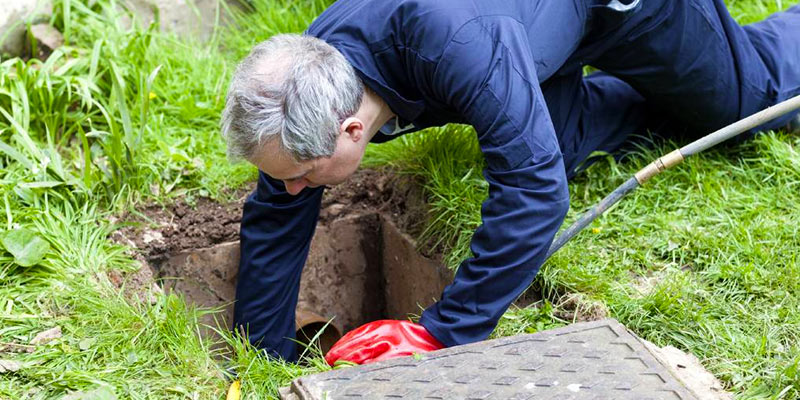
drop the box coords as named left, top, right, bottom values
left=250, top=130, right=365, bottom=195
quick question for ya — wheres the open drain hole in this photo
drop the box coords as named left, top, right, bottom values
left=149, top=213, right=456, bottom=355
left=295, top=310, right=342, bottom=356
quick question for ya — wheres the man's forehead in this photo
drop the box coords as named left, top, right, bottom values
left=252, top=138, right=311, bottom=180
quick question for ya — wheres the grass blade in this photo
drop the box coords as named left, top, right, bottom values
left=139, top=64, right=162, bottom=147
left=88, top=39, right=103, bottom=82
left=76, top=124, right=93, bottom=189
left=108, top=61, right=134, bottom=151
left=0, top=138, right=34, bottom=170
left=63, top=0, right=72, bottom=45
left=0, top=107, right=43, bottom=162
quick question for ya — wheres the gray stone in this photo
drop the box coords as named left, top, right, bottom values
left=0, top=0, right=51, bottom=57
left=642, top=340, right=732, bottom=400
left=29, top=23, right=63, bottom=58
left=120, top=0, right=242, bottom=41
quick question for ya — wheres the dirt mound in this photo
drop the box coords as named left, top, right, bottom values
left=113, top=195, right=245, bottom=261
left=114, top=168, right=426, bottom=259
left=320, top=169, right=428, bottom=234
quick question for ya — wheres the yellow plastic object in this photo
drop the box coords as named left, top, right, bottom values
left=226, top=380, right=241, bottom=400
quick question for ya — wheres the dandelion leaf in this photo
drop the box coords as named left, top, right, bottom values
left=1, top=228, right=50, bottom=267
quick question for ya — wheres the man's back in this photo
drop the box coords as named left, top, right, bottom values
left=306, top=0, right=588, bottom=91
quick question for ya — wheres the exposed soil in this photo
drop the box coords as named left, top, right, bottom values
left=553, top=292, right=609, bottom=322
left=319, top=168, right=429, bottom=235
left=112, top=193, right=246, bottom=262
left=106, top=262, right=163, bottom=304
left=113, top=168, right=427, bottom=260
left=298, top=213, right=386, bottom=333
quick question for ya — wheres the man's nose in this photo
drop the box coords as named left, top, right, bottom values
left=284, top=180, right=306, bottom=195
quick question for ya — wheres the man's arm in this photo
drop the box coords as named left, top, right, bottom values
left=233, top=171, right=324, bottom=361
left=419, top=16, right=570, bottom=347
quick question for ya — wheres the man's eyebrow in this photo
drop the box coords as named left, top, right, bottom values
left=284, top=171, right=309, bottom=181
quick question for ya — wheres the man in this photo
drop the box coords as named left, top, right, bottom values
left=221, top=0, right=800, bottom=364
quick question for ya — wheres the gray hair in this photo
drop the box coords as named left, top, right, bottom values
left=220, top=34, right=364, bottom=161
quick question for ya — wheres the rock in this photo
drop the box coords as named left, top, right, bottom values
left=0, top=0, right=51, bottom=57
left=30, top=326, right=61, bottom=345
left=28, top=23, right=63, bottom=59
left=324, top=203, right=346, bottom=218
left=278, top=387, right=299, bottom=400
left=0, top=359, right=22, bottom=373
left=142, top=229, right=164, bottom=244
left=0, top=342, right=34, bottom=353
left=642, top=339, right=733, bottom=400
left=119, top=0, right=242, bottom=41
left=106, top=262, right=163, bottom=305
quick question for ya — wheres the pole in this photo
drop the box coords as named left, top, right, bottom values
left=545, top=94, right=800, bottom=260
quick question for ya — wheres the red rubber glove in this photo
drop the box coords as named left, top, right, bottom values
left=324, top=320, right=444, bottom=366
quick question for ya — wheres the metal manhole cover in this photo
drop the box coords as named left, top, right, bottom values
left=280, top=319, right=698, bottom=399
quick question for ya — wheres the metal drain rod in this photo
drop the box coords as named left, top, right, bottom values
left=546, top=94, right=800, bottom=259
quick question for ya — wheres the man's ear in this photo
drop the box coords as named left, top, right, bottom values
left=340, top=117, right=364, bottom=142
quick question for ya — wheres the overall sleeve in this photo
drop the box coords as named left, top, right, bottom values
left=233, top=171, right=324, bottom=361
left=419, top=16, right=571, bottom=347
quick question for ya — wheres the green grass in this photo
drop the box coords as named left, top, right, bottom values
left=0, top=0, right=799, bottom=398
left=0, top=0, right=327, bottom=398
left=363, top=125, right=486, bottom=268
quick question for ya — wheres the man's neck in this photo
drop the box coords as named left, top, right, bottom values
left=357, top=88, right=395, bottom=142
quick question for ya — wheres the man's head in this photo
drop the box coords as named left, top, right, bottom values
left=220, top=34, right=368, bottom=194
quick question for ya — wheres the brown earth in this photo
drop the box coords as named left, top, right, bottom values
left=106, top=261, right=163, bottom=304
left=113, top=168, right=427, bottom=260
left=319, top=168, right=429, bottom=235
left=112, top=191, right=246, bottom=261
left=553, top=292, right=609, bottom=323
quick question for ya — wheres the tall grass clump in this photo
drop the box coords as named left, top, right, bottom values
left=1, top=0, right=260, bottom=209
left=364, top=124, right=487, bottom=268
left=0, top=0, right=332, bottom=397
left=0, top=202, right=229, bottom=398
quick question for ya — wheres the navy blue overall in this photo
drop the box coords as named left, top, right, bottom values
left=233, top=0, right=800, bottom=361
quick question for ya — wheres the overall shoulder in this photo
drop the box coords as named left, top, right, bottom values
left=398, top=0, right=481, bottom=59
left=308, top=0, right=525, bottom=60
